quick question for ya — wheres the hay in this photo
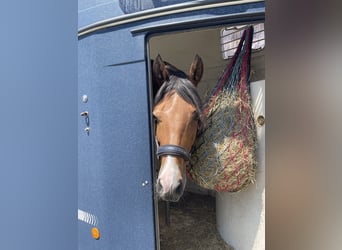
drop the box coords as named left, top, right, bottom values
left=188, top=26, right=257, bottom=192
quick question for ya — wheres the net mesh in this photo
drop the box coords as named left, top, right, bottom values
left=188, top=26, right=257, bottom=192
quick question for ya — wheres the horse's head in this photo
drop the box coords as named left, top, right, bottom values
left=152, top=54, right=204, bottom=202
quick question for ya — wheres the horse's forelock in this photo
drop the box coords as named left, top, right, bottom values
left=154, top=75, right=205, bottom=132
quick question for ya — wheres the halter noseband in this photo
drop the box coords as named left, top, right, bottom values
left=155, top=138, right=191, bottom=162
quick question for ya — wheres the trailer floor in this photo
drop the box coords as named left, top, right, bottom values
left=159, top=192, right=233, bottom=250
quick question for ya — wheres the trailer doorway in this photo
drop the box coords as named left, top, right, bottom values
left=148, top=23, right=265, bottom=249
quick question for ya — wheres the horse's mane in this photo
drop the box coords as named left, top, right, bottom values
left=154, top=72, right=205, bottom=132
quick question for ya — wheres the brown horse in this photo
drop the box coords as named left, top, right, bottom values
left=152, top=54, right=204, bottom=202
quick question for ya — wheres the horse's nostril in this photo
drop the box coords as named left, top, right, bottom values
left=175, top=181, right=183, bottom=195
left=156, top=180, right=163, bottom=192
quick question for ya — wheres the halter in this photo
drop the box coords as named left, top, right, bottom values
left=155, top=138, right=191, bottom=162
left=153, top=76, right=202, bottom=163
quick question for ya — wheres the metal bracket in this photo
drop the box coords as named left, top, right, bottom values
left=80, top=111, right=90, bottom=135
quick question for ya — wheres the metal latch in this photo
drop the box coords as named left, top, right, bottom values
left=80, top=111, right=90, bottom=135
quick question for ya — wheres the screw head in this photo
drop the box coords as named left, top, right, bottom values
left=82, top=95, right=88, bottom=103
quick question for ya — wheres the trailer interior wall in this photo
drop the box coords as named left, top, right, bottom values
left=149, top=27, right=264, bottom=97
left=149, top=25, right=265, bottom=250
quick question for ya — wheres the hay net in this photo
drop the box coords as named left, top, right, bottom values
left=188, top=26, right=257, bottom=192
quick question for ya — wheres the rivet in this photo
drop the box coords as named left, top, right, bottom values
left=85, top=127, right=90, bottom=134
left=82, top=95, right=88, bottom=103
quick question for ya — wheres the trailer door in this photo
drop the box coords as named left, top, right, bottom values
left=78, top=29, right=156, bottom=249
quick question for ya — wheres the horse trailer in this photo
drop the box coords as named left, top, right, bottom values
left=78, top=1, right=265, bottom=249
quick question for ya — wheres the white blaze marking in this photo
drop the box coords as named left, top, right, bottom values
left=158, top=156, right=180, bottom=193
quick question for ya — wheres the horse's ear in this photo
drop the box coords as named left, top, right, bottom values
left=153, top=54, right=169, bottom=92
left=189, top=54, right=203, bottom=87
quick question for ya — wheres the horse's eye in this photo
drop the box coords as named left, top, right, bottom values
left=192, top=111, right=199, bottom=121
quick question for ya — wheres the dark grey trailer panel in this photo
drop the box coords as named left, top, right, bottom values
left=78, top=29, right=156, bottom=249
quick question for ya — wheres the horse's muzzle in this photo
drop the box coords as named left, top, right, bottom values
left=156, top=179, right=184, bottom=202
